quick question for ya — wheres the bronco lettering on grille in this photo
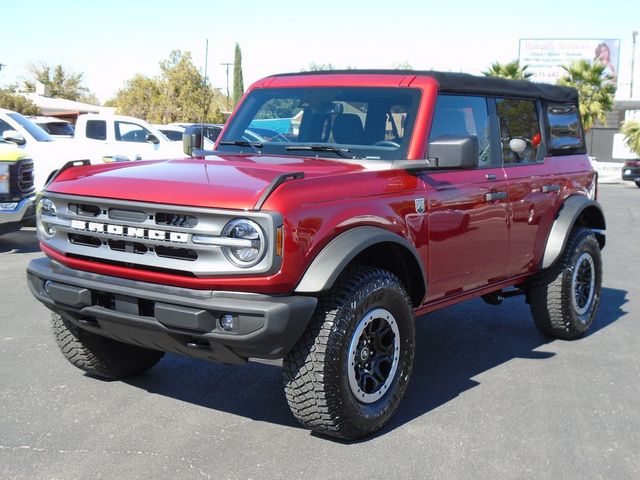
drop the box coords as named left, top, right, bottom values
left=70, top=220, right=189, bottom=243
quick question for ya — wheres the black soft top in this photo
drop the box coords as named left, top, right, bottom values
left=274, top=69, right=578, bottom=104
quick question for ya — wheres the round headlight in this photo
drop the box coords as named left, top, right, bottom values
left=221, top=219, right=266, bottom=267
left=37, top=197, right=57, bottom=239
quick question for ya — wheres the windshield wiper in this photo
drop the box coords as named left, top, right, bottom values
left=219, top=140, right=263, bottom=152
left=286, top=144, right=353, bottom=159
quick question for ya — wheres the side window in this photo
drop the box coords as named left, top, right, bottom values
left=115, top=121, right=151, bottom=143
left=0, top=119, right=14, bottom=136
left=496, top=99, right=541, bottom=164
left=428, top=95, right=493, bottom=166
left=86, top=120, right=107, bottom=140
left=546, top=104, right=585, bottom=153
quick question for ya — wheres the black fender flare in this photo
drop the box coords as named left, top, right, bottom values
left=294, top=226, right=427, bottom=301
left=541, top=195, right=606, bottom=269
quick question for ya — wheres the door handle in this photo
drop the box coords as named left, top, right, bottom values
left=542, top=184, right=561, bottom=193
left=485, top=191, right=508, bottom=201
left=485, top=173, right=497, bottom=181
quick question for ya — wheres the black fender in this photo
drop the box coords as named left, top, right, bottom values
left=541, top=195, right=606, bottom=269
left=294, top=226, right=427, bottom=303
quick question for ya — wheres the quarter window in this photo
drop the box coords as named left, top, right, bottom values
left=496, top=99, right=541, bottom=164
left=428, top=95, right=493, bottom=166
left=546, top=104, right=584, bottom=153
left=86, top=120, right=107, bottom=140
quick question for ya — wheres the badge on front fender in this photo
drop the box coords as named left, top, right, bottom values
left=415, top=198, right=425, bottom=214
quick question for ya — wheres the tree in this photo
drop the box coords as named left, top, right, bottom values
left=232, top=43, right=244, bottom=106
left=23, top=62, right=97, bottom=103
left=0, top=90, right=40, bottom=115
left=304, top=62, right=335, bottom=71
left=392, top=61, right=413, bottom=70
left=108, top=50, right=226, bottom=124
left=483, top=60, right=533, bottom=80
left=622, top=120, right=640, bottom=157
left=557, top=59, right=616, bottom=131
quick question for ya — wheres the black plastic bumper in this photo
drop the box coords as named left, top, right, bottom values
left=27, top=257, right=317, bottom=364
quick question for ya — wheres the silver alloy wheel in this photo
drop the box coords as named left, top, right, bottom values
left=347, top=308, right=401, bottom=404
left=572, top=252, right=596, bottom=317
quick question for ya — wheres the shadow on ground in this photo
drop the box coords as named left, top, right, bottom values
left=124, top=286, right=628, bottom=439
left=0, top=227, right=40, bottom=254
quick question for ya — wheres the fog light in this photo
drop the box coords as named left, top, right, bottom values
left=220, top=314, right=235, bottom=331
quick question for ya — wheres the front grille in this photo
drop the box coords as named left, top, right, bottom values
left=2, top=159, right=35, bottom=201
left=18, top=160, right=34, bottom=193
left=44, top=193, right=279, bottom=277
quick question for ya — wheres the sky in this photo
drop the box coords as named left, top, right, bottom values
left=1, top=0, right=639, bottom=103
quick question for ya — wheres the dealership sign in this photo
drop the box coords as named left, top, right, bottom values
left=519, top=38, right=620, bottom=84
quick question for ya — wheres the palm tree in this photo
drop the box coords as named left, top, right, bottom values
left=483, top=60, right=533, bottom=80
left=557, top=59, right=616, bottom=131
left=622, top=120, right=640, bottom=157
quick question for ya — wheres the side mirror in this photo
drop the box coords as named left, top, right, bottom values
left=427, top=135, right=479, bottom=169
left=146, top=133, right=160, bottom=144
left=2, top=130, right=26, bottom=146
left=182, top=125, right=204, bottom=156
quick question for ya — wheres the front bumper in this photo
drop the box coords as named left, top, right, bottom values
left=0, top=195, right=36, bottom=234
left=622, top=165, right=640, bottom=182
left=27, top=257, right=317, bottom=364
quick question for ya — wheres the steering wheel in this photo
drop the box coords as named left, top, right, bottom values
left=373, top=140, right=400, bottom=148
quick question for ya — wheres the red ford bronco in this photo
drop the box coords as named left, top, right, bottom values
left=27, top=71, right=605, bottom=439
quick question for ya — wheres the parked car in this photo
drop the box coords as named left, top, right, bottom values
left=621, top=159, right=640, bottom=187
left=0, top=144, right=35, bottom=235
left=27, top=70, right=605, bottom=440
left=0, top=108, right=90, bottom=190
left=74, top=114, right=185, bottom=163
left=30, top=116, right=75, bottom=139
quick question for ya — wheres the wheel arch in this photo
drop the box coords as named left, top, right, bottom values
left=541, top=195, right=606, bottom=270
left=294, top=226, right=427, bottom=307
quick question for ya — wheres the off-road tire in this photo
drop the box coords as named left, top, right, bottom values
left=635, top=180, right=640, bottom=188
left=529, top=227, right=602, bottom=339
left=52, top=312, right=164, bottom=379
left=283, top=267, right=415, bottom=439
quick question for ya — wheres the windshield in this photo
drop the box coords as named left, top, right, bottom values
left=218, top=87, right=420, bottom=160
left=8, top=112, right=53, bottom=142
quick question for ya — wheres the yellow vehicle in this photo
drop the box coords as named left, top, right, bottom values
left=0, top=145, right=35, bottom=235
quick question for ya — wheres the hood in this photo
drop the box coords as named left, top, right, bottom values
left=47, top=154, right=365, bottom=210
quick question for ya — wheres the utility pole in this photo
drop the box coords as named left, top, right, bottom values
left=631, top=31, right=638, bottom=99
left=221, top=62, right=233, bottom=110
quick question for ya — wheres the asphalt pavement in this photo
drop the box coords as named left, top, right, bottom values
left=1, top=183, right=639, bottom=480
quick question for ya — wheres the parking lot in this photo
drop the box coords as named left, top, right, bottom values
left=1, top=184, right=638, bottom=480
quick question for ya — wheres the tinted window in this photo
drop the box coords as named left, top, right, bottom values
left=219, top=87, right=421, bottom=160
left=161, top=129, right=183, bottom=141
left=428, top=95, right=493, bottom=166
left=86, top=120, right=107, bottom=140
left=7, top=112, right=52, bottom=142
left=115, top=121, right=151, bottom=143
left=496, top=98, right=541, bottom=164
left=547, top=104, right=584, bottom=153
left=43, top=122, right=75, bottom=136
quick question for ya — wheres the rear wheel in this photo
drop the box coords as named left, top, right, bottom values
left=283, top=267, right=415, bottom=439
left=52, top=312, right=164, bottom=379
left=528, top=228, right=602, bottom=339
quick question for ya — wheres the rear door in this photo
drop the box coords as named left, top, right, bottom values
left=423, top=95, right=509, bottom=302
left=494, top=98, right=564, bottom=277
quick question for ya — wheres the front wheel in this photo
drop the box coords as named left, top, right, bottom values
left=635, top=180, right=640, bottom=188
left=283, top=267, right=415, bottom=439
left=528, top=227, right=602, bottom=339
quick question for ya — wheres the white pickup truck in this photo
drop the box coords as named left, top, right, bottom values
left=0, top=108, right=91, bottom=191
left=74, top=114, right=184, bottom=163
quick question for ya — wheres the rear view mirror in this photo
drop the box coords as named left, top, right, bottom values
left=2, top=130, right=26, bottom=145
left=182, top=125, right=204, bottom=156
left=427, top=135, right=479, bottom=169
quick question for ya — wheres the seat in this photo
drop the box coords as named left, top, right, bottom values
left=332, top=113, right=365, bottom=145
